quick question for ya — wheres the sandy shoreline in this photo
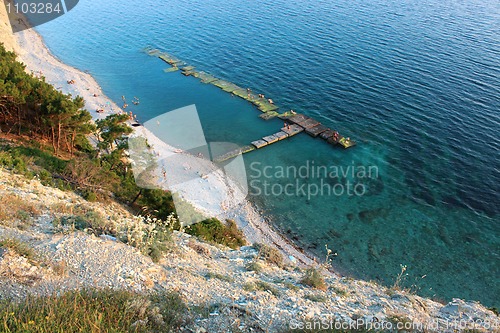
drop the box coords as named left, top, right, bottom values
left=1, top=6, right=317, bottom=266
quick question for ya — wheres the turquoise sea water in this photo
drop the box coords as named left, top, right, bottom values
left=35, top=0, right=499, bottom=306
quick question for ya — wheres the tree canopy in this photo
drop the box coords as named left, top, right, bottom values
left=0, top=43, right=94, bottom=155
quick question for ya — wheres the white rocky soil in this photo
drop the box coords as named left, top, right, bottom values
left=0, top=168, right=498, bottom=333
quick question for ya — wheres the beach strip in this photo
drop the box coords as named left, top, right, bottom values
left=0, top=5, right=316, bottom=267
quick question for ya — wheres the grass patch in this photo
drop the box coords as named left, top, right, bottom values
left=190, top=302, right=221, bottom=319
left=284, top=281, right=300, bottom=291
left=50, top=259, right=67, bottom=276
left=0, top=289, right=187, bottom=333
left=50, top=202, right=93, bottom=216
left=53, top=211, right=116, bottom=236
left=300, top=268, right=327, bottom=291
left=206, top=272, right=234, bottom=283
left=253, top=243, right=284, bottom=267
left=0, top=193, right=41, bottom=229
left=243, top=280, right=280, bottom=296
left=245, top=261, right=263, bottom=273
left=330, top=285, right=349, bottom=297
left=0, top=238, right=36, bottom=262
left=305, top=293, right=327, bottom=303
left=187, top=218, right=246, bottom=249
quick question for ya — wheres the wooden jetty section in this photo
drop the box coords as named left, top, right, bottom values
left=213, top=118, right=355, bottom=163
left=320, top=129, right=335, bottom=140
left=281, top=124, right=304, bottom=137
left=274, top=131, right=289, bottom=141
left=212, top=145, right=255, bottom=163
left=283, top=113, right=356, bottom=148
left=251, top=139, right=269, bottom=149
left=306, top=124, right=328, bottom=137
left=143, top=47, right=357, bottom=152
left=250, top=125, right=303, bottom=150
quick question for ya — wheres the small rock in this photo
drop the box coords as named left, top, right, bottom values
left=440, top=302, right=459, bottom=315
left=100, top=235, right=117, bottom=242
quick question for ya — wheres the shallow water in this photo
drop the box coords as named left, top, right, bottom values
left=36, top=0, right=499, bottom=306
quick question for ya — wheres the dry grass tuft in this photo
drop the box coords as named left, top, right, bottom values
left=187, top=239, right=211, bottom=257
left=0, top=193, right=41, bottom=229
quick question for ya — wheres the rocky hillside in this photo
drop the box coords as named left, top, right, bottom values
left=0, top=167, right=498, bottom=332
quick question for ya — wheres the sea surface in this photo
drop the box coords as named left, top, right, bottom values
left=35, top=0, right=499, bottom=307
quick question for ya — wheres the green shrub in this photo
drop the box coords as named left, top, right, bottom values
left=0, top=144, right=73, bottom=190
left=300, top=268, right=327, bottom=291
left=12, top=146, right=67, bottom=173
left=0, top=150, right=27, bottom=174
left=147, top=241, right=168, bottom=263
left=54, top=211, right=115, bottom=236
left=119, top=215, right=174, bottom=263
left=187, top=218, right=246, bottom=249
left=136, top=189, right=176, bottom=220
left=0, top=151, right=14, bottom=168
left=36, top=168, right=53, bottom=185
left=83, top=191, right=97, bottom=202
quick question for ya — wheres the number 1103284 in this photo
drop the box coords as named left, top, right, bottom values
left=6, top=2, right=63, bottom=15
